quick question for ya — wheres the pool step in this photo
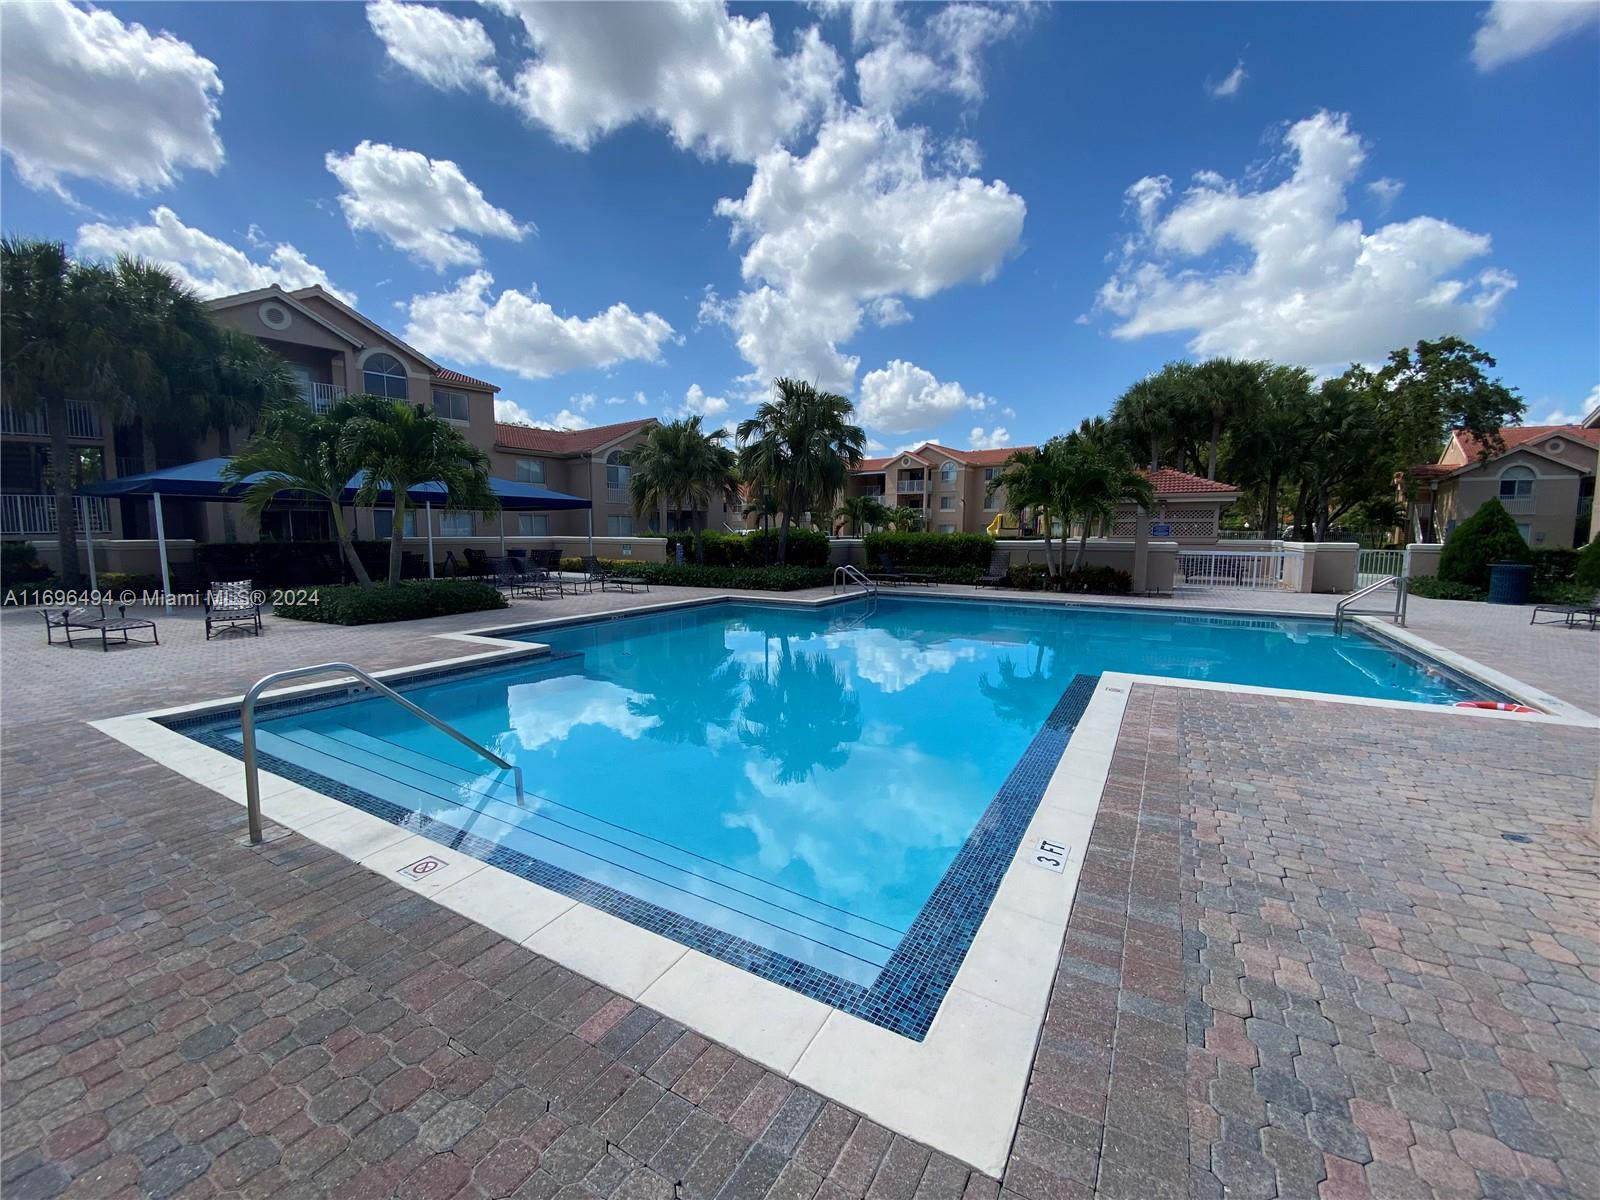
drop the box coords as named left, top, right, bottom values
left=242, top=725, right=892, bottom=983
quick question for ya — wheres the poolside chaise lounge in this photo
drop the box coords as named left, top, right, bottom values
left=581, top=555, right=650, bottom=594
left=869, top=554, right=936, bottom=587
left=41, top=604, right=159, bottom=652
left=204, top=580, right=263, bottom=639
left=1530, top=593, right=1600, bottom=629
left=489, top=557, right=554, bottom=599
left=976, top=550, right=1012, bottom=588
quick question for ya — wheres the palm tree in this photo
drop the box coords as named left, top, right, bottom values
left=737, top=378, right=866, bottom=563
left=1058, top=418, right=1156, bottom=572
left=626, top=417, right=739, bottom=563
left=1224, top=364, right=1313, bottom=535
left=835, top=494, right=888, bottom=536
left=341, top=396, right=499, bottom=584
left=1191, top=357, right=1266, bottom=480
left=223, top=398, right=373, bottom=585
left=743, top=488, right=781, bottom=562
left=987, top=445, right=1061, bottom=576
left=885, top=505, right=923, bottom=532
left=0, top=239, right=120, bottom=584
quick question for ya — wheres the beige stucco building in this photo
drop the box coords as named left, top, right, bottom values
left=2, top=282, right=732, bottom=575
left=1401, top=425, right=1598, bottom=548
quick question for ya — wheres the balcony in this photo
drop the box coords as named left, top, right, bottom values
left=300, top=381, right=346, bottom=414
left=1, top=494, right=111, bottom=536
left=0, top=400, right=103, bottom=440
left=857, top=487, right=884, bottom=497
left=896, top=480, right=926, bottom=494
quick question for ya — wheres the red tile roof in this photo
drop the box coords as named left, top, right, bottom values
left=1452, top=424, right=1599, bottom=463
left=495, top=417, right=656, bottom=455
left=434, top=367, right=499, bottom=393
left=1141, top=467, right=1238, bottom=495
left=923, top=443, right=1035, bottom=466
left=855, top=456, right=892, bottom=472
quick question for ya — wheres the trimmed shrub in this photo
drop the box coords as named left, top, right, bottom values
left=1531, top=546, right=1579, bottom=590
left=274, top=579, right=507, bottom=625
left=1005, top=562, right=1052, bottom=590
left=1437, top=499, right=1532, bottom=589
left=561, top=558, right=831, bottom=591
left=664, top=528, right=830, bottom=568
left=863, top=532, right=995, bottom=569
left=1, top=540, right=52, bottom=584
left=1060, top=565, right=1134, bottom=595
left=1532, top=581, right=1597, bottom=606
left=1576, top=537, right=1600, bottom=589
left=1406, top=575, right=1486, bottom=601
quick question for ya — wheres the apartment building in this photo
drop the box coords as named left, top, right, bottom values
left=840, top=442, right=1239, bottom=542
left=1401, top=424, right=1599, bottom=547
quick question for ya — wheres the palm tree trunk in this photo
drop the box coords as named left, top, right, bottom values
left=48, top=398, right=81, bottom=586
left=1149, top=435, right=1160, bottom=472
left=777, top=494, right=793, bottom=564
left=1264, top=471, right=1281, bottom=540
left=218, top=425, right=239, bottom=542
left=330, top=502, right=372, bottom=586
left=388, top=496, right=407, bottom=584
left=1208, top=417, right=1220, bottom=480
left=1041, top=507, right=1055, bottom=580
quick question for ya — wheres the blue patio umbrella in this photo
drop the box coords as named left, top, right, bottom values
left=79, top=457, right=592, bottom=601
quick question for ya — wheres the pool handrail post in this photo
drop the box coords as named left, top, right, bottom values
left=240, top=661, right=526, bottom=845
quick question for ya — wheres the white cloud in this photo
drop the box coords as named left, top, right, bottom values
left=708, top=110, right=1025, bottom=390
left=541, top=408, right=594, bottom=431
left=402, top=271, right=676, bottom=380
left=858, top=359, right=992, bottom=434
left=325, top=141, right=529, bottom=270
left=367, top=0, right=505, bottom=94
left=75, top=207, right=354, bottom=304
left=0, top=0, right=223, bottom=198
left=680, top=384, right=731, bottom=420
left=1538, top=384, right=1600, bottom=425
left=853, top=2, right=1025, bottom=115
left=1094, top=111, right=1516, bottom=371
left=855, top=39, right=943, bottom=115
left=1367, top=176, right=1404, bottom=212
left=968, top=425, right=1011, bottom=450
left=494, top=398, right=535, bottom=425
left=499, top=3, right=840, bottom=162
left=1471, top=1, right=1599, bottom=70
left=1209, top=59, right=1246, bottom=98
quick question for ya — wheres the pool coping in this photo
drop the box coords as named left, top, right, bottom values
left=85, top=589, right=1598, bottom=1178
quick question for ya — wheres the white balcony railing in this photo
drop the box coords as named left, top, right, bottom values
left=1, top=494, right=111, bottom=536
left=300, top=381, right=346, bottom=414
left=0, top=400, right=103, bottom=440
left=896, top=480, right=926, bottom=494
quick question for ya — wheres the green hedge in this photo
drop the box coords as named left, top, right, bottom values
left=863, top=532, right=994, bottom=568
left=562, top=558, right=831, bottom=591
left=664, top=528, right=831, bottom=568
left=1531, top=546, right=1579, bottom=589
left=1406, top=575, right=1486, bottom=601
left=1437, top=499, right=1532, bottom=589
left=197, top=539, right=426, bottom=587
left=274, top=579, right=507, bottom=625
left=1001, top=563, right=1132, bottom=594
left=1, top=541, right=51, bottom=584
left=1577, top=538, right=1600, bottom=589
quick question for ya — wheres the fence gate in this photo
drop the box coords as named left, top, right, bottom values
left=1175, top=549, right=1303, bottom=591
left=1357, top=549, right=1405, bottom=589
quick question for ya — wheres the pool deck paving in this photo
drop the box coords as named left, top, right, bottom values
left=2, top=585, right=1596, bottom=1199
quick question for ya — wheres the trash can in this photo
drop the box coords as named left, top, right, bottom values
left=1487, top=561, right=1532, bottom=605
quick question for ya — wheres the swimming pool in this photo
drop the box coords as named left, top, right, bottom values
left=175, top=596, right=1505, bottom=1038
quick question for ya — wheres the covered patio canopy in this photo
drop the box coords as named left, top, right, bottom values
left=78, top=456, right=593, bottom=601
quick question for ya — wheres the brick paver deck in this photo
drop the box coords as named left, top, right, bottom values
left=2, top=588, right=1596, bottom=1199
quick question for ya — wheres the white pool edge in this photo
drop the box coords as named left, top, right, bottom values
left=86, top=591, right=1596, bottom=1177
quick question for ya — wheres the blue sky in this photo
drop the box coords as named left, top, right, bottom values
left=3, top=1, right=1597, bottom=453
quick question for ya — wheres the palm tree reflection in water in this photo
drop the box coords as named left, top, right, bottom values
left=740, top=636, right=863, bottom=785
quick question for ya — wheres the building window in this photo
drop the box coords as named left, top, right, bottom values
left=608, top=515, right=634, bottom=536
left=938, top=524, right=956, bottom=534
left=371, top=509, right=416, bottom=539
left=939, top=495, right=955, bottom=510
left=362, top=352, right=409, bottom=399
left=939, top=461, right=957, bottom=487
left=606, top=450, right=630, bottom=492
left=439, top=511, right=474, bottom=537
left=512, top=513, right=548, bottom=536
left=432, top=389, right=470, bottom=422
left=514, top=457, right=546, bottom=485
left=1498, top=466, right=1535, bottom=500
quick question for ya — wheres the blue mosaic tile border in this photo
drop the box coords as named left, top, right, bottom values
left=166, top=660, right=1099, bottom=1041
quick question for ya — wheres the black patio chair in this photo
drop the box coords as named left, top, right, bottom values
left=41, top=604, right=159, bottom=652
left=204, top=580, right=262, bottom=639
left=869, top=554, right=936, bottom=587
left=976, top=550, right=1012, bottom=588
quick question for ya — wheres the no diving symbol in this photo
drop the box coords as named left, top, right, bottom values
left=400, top=856, right=446, bottom=879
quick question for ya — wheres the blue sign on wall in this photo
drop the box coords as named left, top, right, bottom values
left=1150, top=523, right=1172, bottom=537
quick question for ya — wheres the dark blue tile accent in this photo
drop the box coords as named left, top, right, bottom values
left=166, top=626, right=1097, bottom=1040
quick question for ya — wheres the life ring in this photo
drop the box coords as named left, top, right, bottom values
left=1454, top=700, right=1539, bottom=714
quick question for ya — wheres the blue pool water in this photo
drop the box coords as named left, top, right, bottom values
left=179, top=597, right=1501, bottom=1037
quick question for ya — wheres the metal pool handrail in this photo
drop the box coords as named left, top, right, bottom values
left=833, top=563, right=877, bottom=594
left=240, top=661, right=524, bottom=845
left=1334, top=575, right=1408, bottom=634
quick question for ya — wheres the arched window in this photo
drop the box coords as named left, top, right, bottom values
left=606, top=449, right=631, bottom=492
left=362, top=352, right=409, bottom=400
left=939, top=461, right=957, bottom=486
left=1498, top=465, right=1535, bottom=500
